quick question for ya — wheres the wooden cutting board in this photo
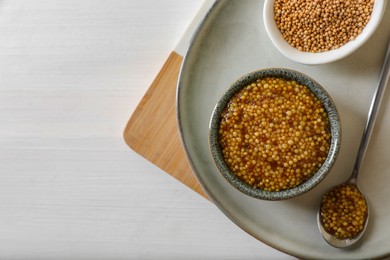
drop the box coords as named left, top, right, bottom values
left=123, top=0, right=215, bottom=199
left=123, top=51, right=208, bottom=199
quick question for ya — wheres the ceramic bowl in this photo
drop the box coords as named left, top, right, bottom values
left=209, top=68, right=341, bottom=200
left=263, top=0, right=386, bottom=65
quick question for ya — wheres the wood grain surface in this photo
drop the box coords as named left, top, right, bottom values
left=124, top=52, right=208, bottom=199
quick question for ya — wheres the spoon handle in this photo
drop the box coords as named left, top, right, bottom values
left=350, top=38, right=390, bottom=183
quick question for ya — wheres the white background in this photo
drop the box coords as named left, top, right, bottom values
left=0, top=0, right=293, bottom=259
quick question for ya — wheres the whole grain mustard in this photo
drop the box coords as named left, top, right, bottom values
left=320, top=184, right=368, bottom=239
left=218, top=77, right=331, bottom=191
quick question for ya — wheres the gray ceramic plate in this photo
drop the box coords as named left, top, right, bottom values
left=177, top=1, right=390, bottom=259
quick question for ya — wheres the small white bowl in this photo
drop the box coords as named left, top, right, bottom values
left=263, top=0, right=386, bottom=65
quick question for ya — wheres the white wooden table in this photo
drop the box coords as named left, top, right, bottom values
left=0, top=1, right=293, bottom=258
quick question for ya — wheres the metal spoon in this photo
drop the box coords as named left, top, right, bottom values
left=317, top=38, right=390, bottom=248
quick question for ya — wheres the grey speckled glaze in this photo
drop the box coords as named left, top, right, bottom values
left=209, top=68, right=341, bottom=200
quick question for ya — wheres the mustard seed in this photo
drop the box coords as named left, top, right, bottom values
left=320, top=184, right=368, bottom=239
left=274, top=0, right=374, bottom=53
left=218, top=77, right=331, bottom=192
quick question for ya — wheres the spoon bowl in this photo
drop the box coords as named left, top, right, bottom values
left=318, top=182, right=369, bottom=248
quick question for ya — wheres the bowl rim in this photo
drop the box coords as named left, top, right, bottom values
left=209, top=68, right=341, bottom=200
left=263, top=0, right=387, bottom=65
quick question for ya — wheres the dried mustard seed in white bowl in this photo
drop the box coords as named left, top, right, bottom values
left=209, top=68, right=341, bottom=200
left=263, top=0, right=386, bottom=64
left=274, top=0, right=374, bottom=53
